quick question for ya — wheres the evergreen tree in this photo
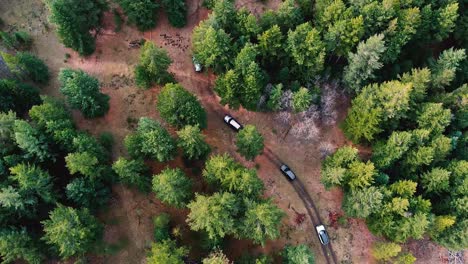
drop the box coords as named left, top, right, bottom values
left=371, top=242, right=401, bottom=261
left=239, top=199, right=284, bottom=245
left=215, top=70, right=242, bottom=109
left=0, top=227, right=44, bottom=264
left=112, top=157, right=150, bottom=191
left=177, top=125, right=211, bottom=160
left=187, top=192, right=239, bottom=240
left=430, top=48, right=466, bottom=90
left=0, top=79, right=41, bottom=115
left=193, top=23, right=232, bottom=72
left=9, top=163, right=55, bottom=203
left=161, top=0, right=187, bottom=28
left=135, top=42, right=173, bottom=89
left=157, top=83, right=207, bottom=128
left=343, top=34, right=386, bottom=93
left=236, top=125, right=264, bottom=160
left=59, top=68, right=109, bottom=118
left=241, top=61, right=265, bottom=110
left=45, top=0, right=106, bottom=55
left=282, top=244, right=315, bottom=264
left=342, top=186, right=383, bottom=218
left=258, top=25, right=284, bottom=64
left=117, top=0, right=159, bottom=31
left=13, top=120, right=54, bottom=162
left=292, top=87, right=312, bottom=113
left=41, top=205, right=103, bottom=259
left=152, top=168, right=193, bottom=208
left=416, top=103, right=451, bottom=135
left=421, top=167, right=451, bottom=194
left=202, top=250, right=231, bottom=264
left=65, top=177, right=110, bottom=209
left=65, top=152, right=99, bottom=179
left=287, top=22, right=325, bottom=79
left=146, top=239, right=188, bottom=264
left=1, top=52, right=50, bottom=84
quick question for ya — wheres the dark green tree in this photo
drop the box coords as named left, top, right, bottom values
left=1, top=52, right=49, bottom=84
left=157, top=83, right=207, bottom=128
left=65, top=177, right=110, bottom=209
left=59, top=68, right=109, bottom=118
left=45, top=0, right=106, bottom=55
left=161, top=0, right=187, bottom=28
left=117, top=0, right=159, bottom=31
left=215, top=70, right=241, bottom=109
left=0, top=79, right=41, bottom=114
left=9, top=163, right=55, bottom=203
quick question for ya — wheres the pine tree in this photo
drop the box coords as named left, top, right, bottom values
left=134, top=42, right=173, bottom=89
left=152, top=168, right=193, bottom=208
left=157, top=83, right=207, bottom=128
left=0, top=227, right=44, bottom=264
left=292, top=87, right=312, bottom=113
left=146, top=239, right=188, bottom=264
left=112, top=157, right=150, bottom=191
left=236, top=125, right=264, bottom=160
left=430, top=48, right=466, bottom=90
left=371, top=242, right=401, bottom=261
left=239, top=199, right=284, bottom=245
left=343, top=34, right=386, bottom=93
left=117, top=0, right=159, bottom=31
left=59, top=68, right=109, bottom=118
left=342, top=186, right=383, bottom=218
left=187, top=192, right=239, bottom=240
left=45, top=0, right=106, bottom=55
left=41, top=205, right=103, bottom=259
left=421, top=167, right=451, bottom=194
left=177, top=125, right=211, bottom=160
left=282, top=244, right=315, bottom=264
left=193, top=23, right=232, bottom=72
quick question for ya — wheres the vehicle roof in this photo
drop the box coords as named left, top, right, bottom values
left=286, top=170, right=296, bottom=179
left=230, top=120, right=241, bottom=129
left=316, top=225, right=325, bottom=232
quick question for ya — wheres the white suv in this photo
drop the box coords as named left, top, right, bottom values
left=223, top=114, right=243, bottom=132
left=315, top=225, right=330, bottom=245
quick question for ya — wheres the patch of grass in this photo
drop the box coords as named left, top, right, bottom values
left=338, top=215, right=349, bottom=227
left=113, top=9, right=123, bottom=32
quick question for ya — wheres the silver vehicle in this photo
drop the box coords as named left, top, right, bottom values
left=315, top=225, right=330, bottom=245
left=280, top=164, right=296, bottom=181
left=192, top=56, right=202, bottom=72
left=223, top=114, right=243, bottom=132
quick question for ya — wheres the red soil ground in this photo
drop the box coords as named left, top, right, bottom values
left=0, top=0, right=456, bottom=263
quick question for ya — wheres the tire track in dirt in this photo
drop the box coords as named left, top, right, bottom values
left=189, top=74, right=339, bottom=264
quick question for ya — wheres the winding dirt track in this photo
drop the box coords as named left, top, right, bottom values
left=197, top=77, right=339, bottom=264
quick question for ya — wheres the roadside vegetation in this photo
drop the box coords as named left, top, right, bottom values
left=0, top=0, right=466, bottom=262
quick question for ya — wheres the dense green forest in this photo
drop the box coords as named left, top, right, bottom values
left=1, top=0, right=467, bottom=262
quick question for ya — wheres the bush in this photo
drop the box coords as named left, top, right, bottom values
left=0, top=31, right=32, bottom=50
left=157, top=83, right=207, bottom=128
left=153, top=213, right=171, bottom=241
